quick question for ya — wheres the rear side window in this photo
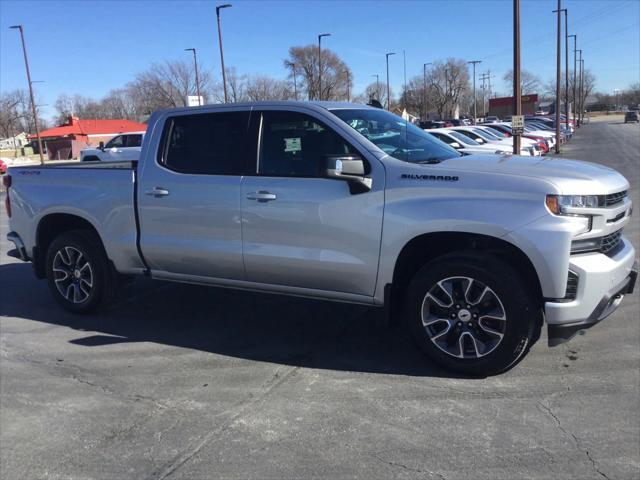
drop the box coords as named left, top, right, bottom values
left=161, top=111, right=250, bottom=175
left=258, top=111, right=356, bottom=177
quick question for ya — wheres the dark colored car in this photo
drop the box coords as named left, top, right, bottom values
left=624, top=111, right=639, bottom=123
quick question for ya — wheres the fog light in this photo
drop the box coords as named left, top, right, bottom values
left=571, top=237, right=601, bottom=253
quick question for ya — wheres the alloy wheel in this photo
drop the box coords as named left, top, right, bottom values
left=421, top=276, right=507, bottom=359
left=52, top=246, right=94, bottom=304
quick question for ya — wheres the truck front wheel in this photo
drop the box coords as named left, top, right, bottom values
left=405, top=252, right=540, bottom=376
left=45, top=230, right=114, bottom=313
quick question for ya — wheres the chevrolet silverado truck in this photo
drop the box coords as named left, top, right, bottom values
left=5, top=102, right=637, bottom=375
left=79, top=131, right=145, bottom=162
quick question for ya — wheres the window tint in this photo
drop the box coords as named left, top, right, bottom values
left=105, top=135, right=124, bottom=149
left=430, top=132, right=455, bottom=144
left=258, top=111, right=356, bottom=177
left=126, top=134, right=143, bottom=147
left=162, top=111, right=250, bottom=175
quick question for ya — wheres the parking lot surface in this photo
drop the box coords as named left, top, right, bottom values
left=1, top=118, right=639, bottom=480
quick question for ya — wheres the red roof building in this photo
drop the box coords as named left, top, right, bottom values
left=31, top=116, right=147, bottom=160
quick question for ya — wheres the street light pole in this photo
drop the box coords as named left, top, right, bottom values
left=345, top=69, right=350, bottom=101
left=468, top=60, right=481, bottom=125
left=553, top=1, right=562, bottom=154
left=563, top=9, right=569, bottom=132
left=185, top=48, right=201, bottom=105
left=577, top=50, right=583, bottom=125
left=286, top=62, right=298, bottom=100
left=579, top=56, right=584, bottom=124
left=423, top=63, right=432, bottom=121
left=569, top=34, right=576, bottom=126
left=317, top=33, right=331, bottom=101
left=10, top=25, right=44, bottom=165
left=385, top=52, right=395, bottom=110
left=216, top=3, right=232, bottom=103
left=513, top=0, right=522, bottom=155
left=372, top=74, right=380, bottom=101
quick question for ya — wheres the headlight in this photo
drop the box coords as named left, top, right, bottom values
left=546, top=194, right=600, bottom=215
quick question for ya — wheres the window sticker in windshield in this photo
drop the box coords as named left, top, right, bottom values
left=284, top=137, right=302, bottom=153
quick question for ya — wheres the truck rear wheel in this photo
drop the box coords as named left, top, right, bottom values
left=45, top=230, right=113, bottom=313
left=405, top=252, right=539, bottom=376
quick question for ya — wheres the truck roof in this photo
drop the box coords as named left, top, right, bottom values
left=153, top=100, right=377, bottom=116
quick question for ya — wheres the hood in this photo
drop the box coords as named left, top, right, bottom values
left=435, top=154, right=629, bottom=194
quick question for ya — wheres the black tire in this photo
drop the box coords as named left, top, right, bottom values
left=405, top=252, right=540, bottom=376
left=45, top=229, right=114, bottom=314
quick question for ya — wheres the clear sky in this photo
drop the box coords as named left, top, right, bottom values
left=1, top=0, right=638, bottom=120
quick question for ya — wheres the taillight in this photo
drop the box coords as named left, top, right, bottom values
left=3, top=174, right=11, bottom=218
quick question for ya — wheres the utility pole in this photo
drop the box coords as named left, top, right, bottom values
left=577, top=50, right=583, bottom=125
left=487, top=70, right=492, bottom=99
left=10, top=25, right=44, bottom=165
left=185, top=48, right=201, bottom=105
left=569, top=34, right=577, bottom=126
left=563, top=9, right=569, bottom=131
left=385, top=52, right=396, bottom=110
left=445, top=67, right=450, bottom=118
left=553, top=1, right=562, bottom=154
left=286, top=61, right=298, bottom=100
left=423, top=63, right=432, bottom=121
left=216, top=3, right=232, bottom=103
left=480, top=73, right=489, bottom=118
left=317, top=33, right=331, bottom=101
left=402, top=50, right=407, bottom=111
left=513, top=0, right=522, bottom=155
left=468, top=60, right=481, bottom=125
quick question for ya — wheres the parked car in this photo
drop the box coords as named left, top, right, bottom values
left=80, top=132, right=145, bottom=162
left=5, top=101, right=637, bottom=376
left=448, top=127, right=538, bottom=156
left=484, top=116, right=501, bottom=123
left=482, top=123, right=550, bottom=154
left=419, top=120, right=444, bottom=129
left=427, top=129, right=514, bottom=155
left=624, top=111, right=639, bottom=123
left=0, top=158, right=7, bottom=175
left=472, top=126, right=543, bottom=156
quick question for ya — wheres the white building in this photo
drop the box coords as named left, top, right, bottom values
left=0, top=132, right=29, bottom=150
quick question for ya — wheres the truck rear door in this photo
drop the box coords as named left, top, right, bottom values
left=137, top=109, right=253, bottom=280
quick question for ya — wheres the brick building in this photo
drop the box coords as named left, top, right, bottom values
left=31, top=116, right=147, bottom=160
left=488, top=94, right=539, bottom=119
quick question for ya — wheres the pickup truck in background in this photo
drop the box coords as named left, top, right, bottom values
left=5, top=101, right=637, bottom=375
left=80, top=131, right=145, bottom=162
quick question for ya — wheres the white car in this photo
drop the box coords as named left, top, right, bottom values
left=449, top=127, right=539, bottom=156
left=80, top=132, right=145, bottom=162
left=501, top=123, right=556, bottom=148
left=473, top=126, right=543, bottom=155
left=427, top=129, right=515, bottom=155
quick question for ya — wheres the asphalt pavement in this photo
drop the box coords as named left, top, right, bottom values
left=1, top=117, right=639, bottom=480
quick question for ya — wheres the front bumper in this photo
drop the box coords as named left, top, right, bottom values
left=545, top=237, right=637, bottom=346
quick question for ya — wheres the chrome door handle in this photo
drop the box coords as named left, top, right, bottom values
left=145, top=187, right=170, bottom=197
left=246, top=191, right=277, bottom=202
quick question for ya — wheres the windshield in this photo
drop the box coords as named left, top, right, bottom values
left=447, top=130, right=480, bottom=145
left=471, top=128, right=498, bottom=141
left=330, top=108, right=460, bottom=163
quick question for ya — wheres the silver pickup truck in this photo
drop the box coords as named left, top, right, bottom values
left=5, top=101, right=637, bottom=375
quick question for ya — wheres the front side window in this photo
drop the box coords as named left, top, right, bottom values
left=126, top=134, right=143, bottom=147
left=105, top=135, right=124, bottom=148
left=161, top=111, right=250, bottom=175
left=258, top=111, right=356, bottom=177
left=330, top=108, right=460, bottom=164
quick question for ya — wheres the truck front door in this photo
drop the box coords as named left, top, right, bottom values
left=240, top=110, right=384, bottom=297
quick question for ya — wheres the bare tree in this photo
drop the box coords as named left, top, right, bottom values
left=284, top=45, right=352, bottom=101
left=353, top=81, right=392, bottom=107
left=423, top=59, right=470, bottom=118
left=245, top=75, right=291, bottom=101
left=503, top=69, right=542, bottom=95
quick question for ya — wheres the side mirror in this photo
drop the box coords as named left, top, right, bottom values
left=324, top=154, right=371, bottom=194
left=450, top=142, right=461, bottom=149
left=98, top=141, right=105, bottom=150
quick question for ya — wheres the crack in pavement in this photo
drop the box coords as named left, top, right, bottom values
left=372, top=453, right=447, bottom=479
left=537, top=401, right=609, bottom=479
left=145, top=365, right=301, bottom=480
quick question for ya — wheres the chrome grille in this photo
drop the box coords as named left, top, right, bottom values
left=604, top=190, right=627, bottom=207
left=601, top=230, right=623, bottom=254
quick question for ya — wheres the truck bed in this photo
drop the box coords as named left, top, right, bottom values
left=7, top=160, right=145, bottom=274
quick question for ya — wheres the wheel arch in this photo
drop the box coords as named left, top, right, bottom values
left=389, top=232, right=544, bottom=318
left=34, top=213, right=105, bottom=279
